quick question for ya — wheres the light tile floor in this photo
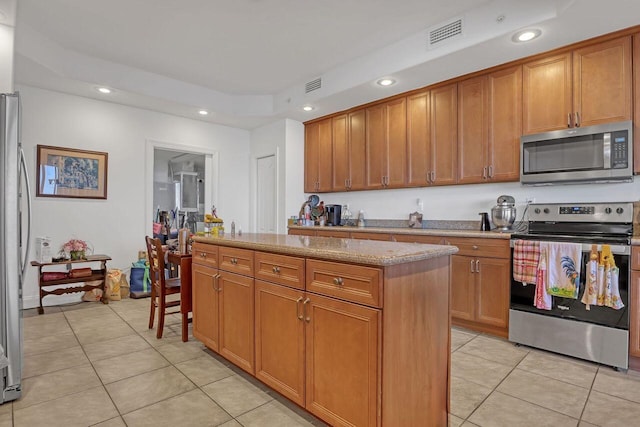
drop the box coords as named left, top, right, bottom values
left=2, top=298, right=640, bottom=426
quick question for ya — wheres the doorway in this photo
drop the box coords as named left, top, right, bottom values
left=145, top=140, right=218, bottom=238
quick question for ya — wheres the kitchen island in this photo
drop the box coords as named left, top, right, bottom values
left=191, top=233, right=457, bottom=426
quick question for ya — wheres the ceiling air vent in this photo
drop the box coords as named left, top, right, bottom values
left=428, top=18, right=463, bottom=48
left=305, top=78, right=322, bottom=93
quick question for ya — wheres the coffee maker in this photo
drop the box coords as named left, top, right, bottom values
left=325, top=205, right=342, bottom=226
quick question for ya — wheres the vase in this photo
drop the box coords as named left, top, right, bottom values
left=70, top=250, right=85, bottom=260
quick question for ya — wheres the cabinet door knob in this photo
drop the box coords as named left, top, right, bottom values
left=303, top=298, right=311, bottom=322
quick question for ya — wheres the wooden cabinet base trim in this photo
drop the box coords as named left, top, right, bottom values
left=452, top=318, right=508, bottom=338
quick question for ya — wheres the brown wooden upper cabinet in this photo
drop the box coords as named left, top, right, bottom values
left=407, top=84, right=457, bottom=186
left=457, top=65, right=522, bottom=184
left=332, top=110, right=366, bottom=191
left=523, top=36, right=632, bottom=135
left=304, top=118, right=333, bottom=193
left=365, top=97, right=407, bottom=189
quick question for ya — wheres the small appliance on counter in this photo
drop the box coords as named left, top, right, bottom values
left=325, top=204, right=342, bottom=226
left=491, top=195, right=516, bottom=231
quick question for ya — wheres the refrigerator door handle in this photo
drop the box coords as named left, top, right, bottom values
left=20, top=148, right=31, bottom=279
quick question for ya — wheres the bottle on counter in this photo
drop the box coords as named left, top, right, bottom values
left=357, top=210, right=365, bottom=228
left=231, top=221, right=236, bottom=236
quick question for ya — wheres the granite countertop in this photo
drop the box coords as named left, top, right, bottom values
left=192, top=233, right=458, bottom=267
left=288, top=224, right=513, bottom=239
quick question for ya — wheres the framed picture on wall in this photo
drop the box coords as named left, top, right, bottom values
left=36, top=145, right=108, bottom=199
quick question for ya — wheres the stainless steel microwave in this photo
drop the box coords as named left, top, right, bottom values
left=520, top=121, right=633, bottom=185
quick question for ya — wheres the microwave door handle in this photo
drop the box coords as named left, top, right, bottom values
left=603, top=132, right=611, bottom=169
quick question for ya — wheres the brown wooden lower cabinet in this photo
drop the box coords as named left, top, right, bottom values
left=192, top=245, right=255, bottom=375
left=447, top=237, right=510, bottom=337
left=194, top=240, right=451, bottom=426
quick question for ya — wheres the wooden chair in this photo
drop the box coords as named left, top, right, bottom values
left=146, top=236, right=181, bottom=339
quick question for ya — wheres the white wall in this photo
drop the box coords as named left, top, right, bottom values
left=0, top=22, right=14, bottom=92
left=19, top=85, right=251, bottom=308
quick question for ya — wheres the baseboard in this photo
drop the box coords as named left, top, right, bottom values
left=22, top=293, right=82, bottom=310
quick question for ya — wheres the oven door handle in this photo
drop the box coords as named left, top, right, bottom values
left=510, top=240, right=629, bottom=255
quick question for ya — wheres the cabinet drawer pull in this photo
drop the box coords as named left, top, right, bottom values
left=296, top=296, right=303, bottom=320
left=272, top=266, right=280, bottom=274
left=303, top=298, right=311, bottom=322
left=333, top=277, right=343, bottom=286
left=200, top=252, right=207, bottom=258
left=472, top=245, right=479, bottom=250
left=230, top=258, right=238, bottom=265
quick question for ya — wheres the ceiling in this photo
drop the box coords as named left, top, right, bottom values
left=7, top=0, right=640, bottom=129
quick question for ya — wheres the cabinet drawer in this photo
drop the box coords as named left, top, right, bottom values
left=254, top=251, right=305, bottom=290
left=392, top=234, right=446, bottom=245
left=219, top=246, right=254, bottom=276
left=350, top=232, right=393, bottom=241
left=306, top=259, right=382, bottom=308
left=445, top=237, right=510, bottom=258
left=192, top=243, right=219, bottom=268
left=632, top=246, right=640, bottom=271
left=316, top=229, right=350, bottom=238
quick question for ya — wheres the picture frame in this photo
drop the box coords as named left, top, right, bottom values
left=36, top=145, right=108, bottom=199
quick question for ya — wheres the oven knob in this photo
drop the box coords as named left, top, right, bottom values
left=543, top=208, right=550, bottom=214
left=534, top=208, right=541, bottom=214
left=605, top=207, right=612, bottom=214
left=617, top=207, right=624, bottom=214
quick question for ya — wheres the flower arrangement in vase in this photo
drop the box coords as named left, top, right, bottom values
left=61, top=239, right=89, bottom=260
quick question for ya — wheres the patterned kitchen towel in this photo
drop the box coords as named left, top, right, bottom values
left=534, top=243, right=552, bottom=310
left=546, top=242, right=582, bottom=299
left=512, top=239, right=540, bottom=284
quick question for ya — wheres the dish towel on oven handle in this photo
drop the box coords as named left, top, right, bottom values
left=581, top=245, right=600, bottom=310
left=546, top=242, right=582, bottom=299
left=581, top=245, right=624, bottom=310
left=513, top=239, right=540, bottom=285
left=534, top=243, right=552, bottom=310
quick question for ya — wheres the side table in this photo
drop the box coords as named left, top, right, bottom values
left=31, top=255, right=112, bottom=314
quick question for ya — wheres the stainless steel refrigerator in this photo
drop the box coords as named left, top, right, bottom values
left=1, top=92, right=31, bottom=404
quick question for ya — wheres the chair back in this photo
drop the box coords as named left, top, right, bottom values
left=145, top=236, right=166, bottom=291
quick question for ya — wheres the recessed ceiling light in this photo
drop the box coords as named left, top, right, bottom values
left=376, top=78, right=396, bottom=87
left=198, top=110, right=209, bottom=116
left=302, top=105, right=314, bottom=112
left=97, top=87, right=112, bottom=94
left=512, top=29, right=542, bottom=43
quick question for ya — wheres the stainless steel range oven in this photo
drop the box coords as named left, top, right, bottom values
left=509, top=202, right=632, bottom=370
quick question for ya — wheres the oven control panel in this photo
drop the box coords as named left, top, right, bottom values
left=528, top=202, right=633, bottom=223
left=558, top=206, right=595, bottom=215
